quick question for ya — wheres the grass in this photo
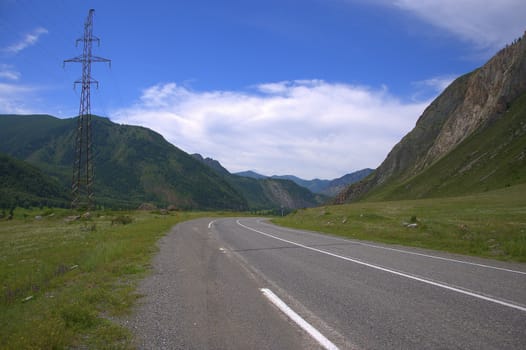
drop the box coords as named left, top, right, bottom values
left=273, top=184, right=526, bottom=262
left=0, top=208, right=227, bottom=349
left=3, top=184, right=524, bottom=348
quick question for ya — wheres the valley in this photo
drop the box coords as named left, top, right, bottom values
left=1, top=8, right=525, bottom=350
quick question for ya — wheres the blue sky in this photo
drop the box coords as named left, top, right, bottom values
left=1, top=0, right=525, bottom=179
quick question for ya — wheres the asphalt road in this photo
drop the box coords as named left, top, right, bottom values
left=126, top=217, right=526, bottom=349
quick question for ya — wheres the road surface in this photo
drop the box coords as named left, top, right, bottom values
left=126, top=217, right=526, bottom=349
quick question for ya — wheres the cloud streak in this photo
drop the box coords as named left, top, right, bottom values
left=0, top=82, right=38, bottom=114
left=3, top=27, right=48, bottom=54
left=389, top=0, right=525, bottom=50
left=112, top=80, right=429, bottom=179
left=410, top=74, right=457, bottom=101
left=0, top=64, right=21, bottom=81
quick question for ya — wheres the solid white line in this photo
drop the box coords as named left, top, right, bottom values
left=258, top=220, right=526, bottom=275
left=358, top=241, right=526, bottom=275
left=238, top=220, right=526, bottom=313
left=260, top=288, right=339, bottom=350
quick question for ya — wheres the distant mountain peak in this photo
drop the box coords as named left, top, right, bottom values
left=197, top=161, right=321, bottom=209
left=235, top=168, right=374, bottom=195
left=234, top=170, right=268, bottom=179
left=191, top=154, right=231, bottom=176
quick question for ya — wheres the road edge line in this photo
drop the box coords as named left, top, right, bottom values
left=257, top=220, right=526, bottom=275
left=239, top=220, right=526, bottom=313
left=260, top=288, right=339, bottom=350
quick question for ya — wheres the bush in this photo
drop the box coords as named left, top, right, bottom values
left=111, top=216, right=133, bottom=225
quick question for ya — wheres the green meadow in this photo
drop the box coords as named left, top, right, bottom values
left=0, top=209, right=218, bottom=349
left=2, top=185, right=525, bottom=348
left=274, top=184, right=526, bottom=262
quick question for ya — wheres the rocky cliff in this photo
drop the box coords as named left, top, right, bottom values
left=337, top=31, right=526, bottom=202
left=422, top=35, right=526, bottom=168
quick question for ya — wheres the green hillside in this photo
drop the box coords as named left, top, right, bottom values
left=366, top=91, right=526, bottom=200
left=337, top=34, right=526, bottom=203
left=0, top=153, right=69, bottom=210
left=191, top=155, right=323, bottom=210
left=228, top=176, right=321, bottom=210
left=0, top=114, right=248, bottom=210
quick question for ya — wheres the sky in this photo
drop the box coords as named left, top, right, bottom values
left=1, top=0, right=525, bottom=179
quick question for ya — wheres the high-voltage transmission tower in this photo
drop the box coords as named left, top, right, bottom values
left=64, top=9, right=110, bottom=210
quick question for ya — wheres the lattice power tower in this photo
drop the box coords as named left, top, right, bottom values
left=64, top=9, right=110, bottom=210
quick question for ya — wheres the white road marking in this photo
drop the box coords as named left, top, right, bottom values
left=258, top=220, right=526, bottom=275
left=208, top=220, right=215, bottom=229
left=260, top=288, right=339, bottom=350
left=238, top=220, right=526, bottom=313
left=358, top=241, right=526, bottom=275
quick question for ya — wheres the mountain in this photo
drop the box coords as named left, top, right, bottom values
left=231, top=176, right=322, bottom=210
left=337, top=33, right=526, bottom=203
left=0, top=115, right=248, bottom=210
left=193, top=155, right=322, bottom=209
left=0, top=152, right=69, bottom=209
left=191, top=153, right=230, bottom=177
left=322, top=169, right=374, bottom=196
left=270, top=175, right=330, bottom=194
left=235, top=169, right=374, bottom=195
left=234, top=170, right=268, bottom=180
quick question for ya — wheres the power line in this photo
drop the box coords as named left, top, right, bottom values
left=64, top=9, right=110, bottom=211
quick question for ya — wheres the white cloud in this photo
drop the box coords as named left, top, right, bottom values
left=411, top=74, right=457, bottom=100
left=417, top=75, right=456, bottom=93
left=3, top=27, right=48, bottom=54
left=0, top=64, right=21, bottom=81
left=112, top=80, right=429, bottom=179
left=389, top=0, right=525, bottom=50
left=0, top=82, right=38, bottom=114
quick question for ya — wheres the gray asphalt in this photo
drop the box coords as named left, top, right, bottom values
left=125, top=218, right=319, bottom=350
left=127, top=217, right=526, bottom=349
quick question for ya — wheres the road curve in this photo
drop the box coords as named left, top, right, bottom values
left=126, top=217, right=526, bottom=349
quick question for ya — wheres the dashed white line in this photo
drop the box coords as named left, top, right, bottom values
left=260, top=288, right=339, bottom=350
left=238, top=220, right=526, bottom=313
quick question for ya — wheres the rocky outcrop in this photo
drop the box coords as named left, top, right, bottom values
left=262, top=179, right=314, bottom=209
left=322, top=168, right=374, bottom=196
left=337, top=32, right=526, bottom=203
left=422, top=35, right=526, bottom=168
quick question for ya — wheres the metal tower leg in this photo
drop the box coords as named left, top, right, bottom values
left=64, top=9, right=110, bottom=210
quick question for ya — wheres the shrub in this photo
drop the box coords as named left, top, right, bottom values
left=111, top=216, right=133, bottom=225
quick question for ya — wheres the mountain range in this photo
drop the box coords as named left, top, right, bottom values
left=234, top=169, right=373, bottom=196
left=2, top=33, right=525, bottom=210
left=191, top=154, right=325, bottom=210
left=336, top=32, right=526, bottom=202
left=0, top=115, right=332, bottom=210
left=0, top=115, right=249, bottom=210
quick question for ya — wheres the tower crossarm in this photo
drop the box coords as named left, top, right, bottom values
left=64, top=55, right=111, bottom=64
left=64, top=8, right=110, bottom=210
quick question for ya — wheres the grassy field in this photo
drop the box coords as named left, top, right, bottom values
left=273, top=184, right=526, bottom=262
left=0, top=209, right=225, bottom=349
left=2, top=185, right=525, bottom=348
